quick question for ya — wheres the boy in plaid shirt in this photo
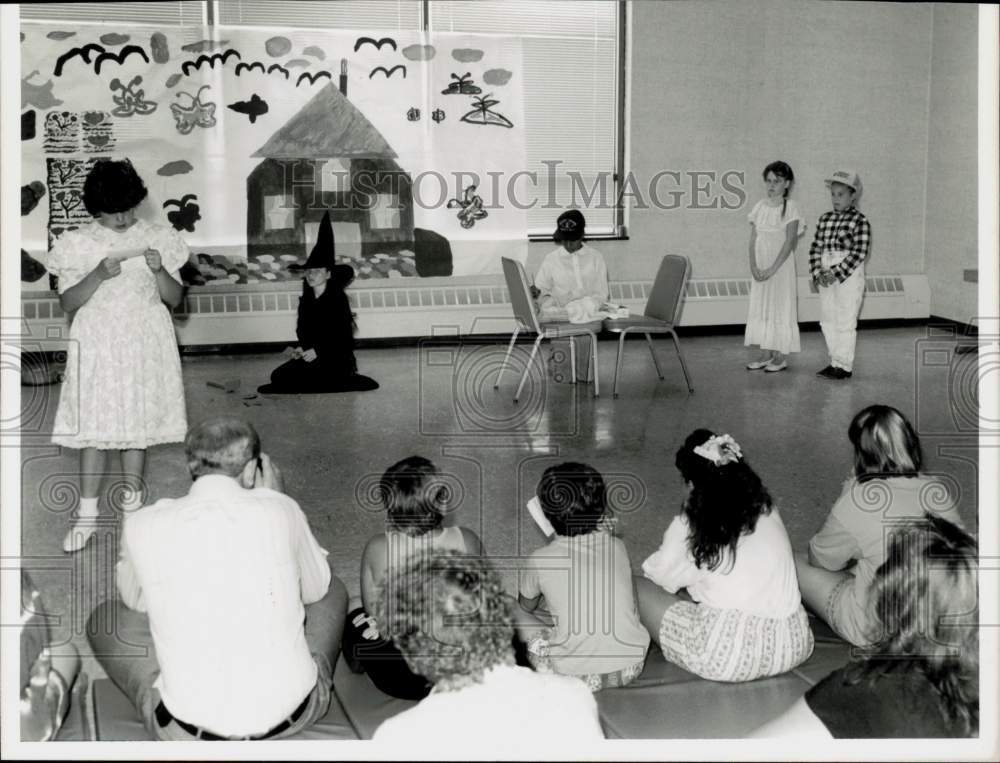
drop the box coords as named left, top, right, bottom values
left=809, top=169, right=871, bottom=380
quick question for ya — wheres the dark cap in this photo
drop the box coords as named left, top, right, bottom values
left=553, top=209, right=586, bottom=242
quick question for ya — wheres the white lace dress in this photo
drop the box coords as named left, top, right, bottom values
left=744, top=199, right=804, bottom=354
left=48, top=220, right=188, bottom=450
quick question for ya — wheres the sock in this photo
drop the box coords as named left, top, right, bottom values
left=77, top=497, right=99, bottom=519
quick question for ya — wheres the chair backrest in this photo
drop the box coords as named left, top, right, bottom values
left=644, top=254, right=690, bottom=325
left=501, top=257, right=542, bottom=333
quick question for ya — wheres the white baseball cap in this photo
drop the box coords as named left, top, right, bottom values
left=824, top=169, right=861, bottom=192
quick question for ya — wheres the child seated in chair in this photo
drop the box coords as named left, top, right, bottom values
left=534, top=210, right=609, bottom=382
left=516, top=462, right=649, bottom=691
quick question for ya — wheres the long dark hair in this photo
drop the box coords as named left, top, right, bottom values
left=763, top=160, right=794, bottom=220
left=675, top=429, right=772, bottom=571
left=844, top=514, right=978, bottom=736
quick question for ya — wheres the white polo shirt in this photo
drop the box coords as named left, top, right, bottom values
left=116, top=474, right=331, bottom=736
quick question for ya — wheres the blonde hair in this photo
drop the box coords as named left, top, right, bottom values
left=848, top=405, right=922, bottom=481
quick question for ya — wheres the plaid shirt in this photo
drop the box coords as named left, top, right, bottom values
left=808, top=207, right=871, bottom=283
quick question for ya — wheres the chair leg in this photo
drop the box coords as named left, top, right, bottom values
left=494, top=327, right=520, bottom=389
left=670, top=329, right=694, bottom=393
left=590, top=332, right=600, bottom=398
left=613, top=330, right=628, bottom=399
left=645, top=333, right=664, bottom=380
left=515, top=337, right=542, bottom=402
left=568, top=337, right=577, bottom=384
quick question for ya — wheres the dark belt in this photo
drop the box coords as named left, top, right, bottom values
left=154, top=692, right=310, bottom=741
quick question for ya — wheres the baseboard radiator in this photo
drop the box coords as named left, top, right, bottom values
left=16, top=274, right=930, bottom=349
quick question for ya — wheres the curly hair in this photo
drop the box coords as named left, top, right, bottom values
left=844, top=514, right=978, bottom=736
left=375, top=550, right=515, bottom=687
left=380, top=456, right=448, bottom=536
left=675, top=428, right=772, bottom=571
left=537, top=462, right=608, bottom=537
left=82, top=158, right=148, bottom=216
left=849, top=404, right=923, bottom=482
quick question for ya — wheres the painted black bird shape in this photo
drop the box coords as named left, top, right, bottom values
left=228, top=93, right=269, bottom=124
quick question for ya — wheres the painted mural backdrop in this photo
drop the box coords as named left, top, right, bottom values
left=20, top=24, right=528, bottom=289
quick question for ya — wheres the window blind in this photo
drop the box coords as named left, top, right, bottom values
left=20, top=1, right=205, bottom=26
left=215, top=0, right=422, bottom=30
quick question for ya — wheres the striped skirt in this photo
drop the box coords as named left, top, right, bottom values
left=658, top=602, right=814, bottom=682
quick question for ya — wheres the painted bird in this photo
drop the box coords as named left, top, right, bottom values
left=227, top=93, right=269, bottom=124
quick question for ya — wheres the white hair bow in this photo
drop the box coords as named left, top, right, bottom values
left=693, top=434, right=743, bottom=466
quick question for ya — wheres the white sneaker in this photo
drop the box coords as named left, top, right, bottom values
left=62, top=518, right=100, bottom=553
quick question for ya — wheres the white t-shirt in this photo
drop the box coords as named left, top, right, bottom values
left=521, top=532, right=649, bottom=675
left=533, top=245, right=609, bottom=318
left=372, top=664, right=604, bottom=747
left=642, top=509, right=801, bottom=618
left=116, top=474, right=331, bottom=736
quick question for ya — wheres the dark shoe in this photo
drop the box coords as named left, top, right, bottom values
left=829, top=367, right=853, bottom=380
left=816, top=365, right=837, bottom=378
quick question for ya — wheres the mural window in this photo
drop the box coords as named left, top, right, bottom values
left=369, top=193, right=401, bottom=230
left=263, top=194, right=295, bottom=230
left=320, top=159, right=351, bottom=195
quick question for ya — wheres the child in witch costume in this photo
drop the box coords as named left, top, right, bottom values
left=258, top=212, right=378, bottom=394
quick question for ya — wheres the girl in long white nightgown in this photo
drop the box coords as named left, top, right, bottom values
left=744, top=161, right=804, bottom=372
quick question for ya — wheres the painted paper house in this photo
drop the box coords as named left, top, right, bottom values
left=246, top=74, right=415, bottom=264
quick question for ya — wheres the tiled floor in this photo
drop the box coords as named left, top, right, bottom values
left=17, top=325, right=980, bottom=683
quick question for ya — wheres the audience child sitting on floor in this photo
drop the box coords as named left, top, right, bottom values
left=795, top=404, right=965, bottom=646
left=754, top=513, right=978, bottom=738
left=344, top=456, right=485, bottom=699
left=372, top=550, right=605, bottom=746
left=515, top=462, right=649, bottom=691
left=636, top=429, right=814, bottom=682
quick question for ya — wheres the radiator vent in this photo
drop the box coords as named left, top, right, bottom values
left=20, top=276, right=910, bottom=320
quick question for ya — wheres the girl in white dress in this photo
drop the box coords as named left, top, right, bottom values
left=48, top=159, right=188, bottom=553
left=744, top=161, right=804, bottom=372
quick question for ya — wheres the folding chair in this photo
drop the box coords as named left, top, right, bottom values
left=494, top=257, right=603, bottom=402
left=603, top=254, right=694, bottom=398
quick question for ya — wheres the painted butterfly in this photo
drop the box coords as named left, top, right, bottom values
left=170, top=85, right=216, bottom=135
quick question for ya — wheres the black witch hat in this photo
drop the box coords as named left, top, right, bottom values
left=304, top=211, right=336, bottom=270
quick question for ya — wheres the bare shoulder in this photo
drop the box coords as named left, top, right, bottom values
left=459, top=527, right=484, bottom=554
left=362, top=533, right=388, bottom=565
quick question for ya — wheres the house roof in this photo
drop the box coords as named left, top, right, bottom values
left=252, top=82, right=397, bottom=159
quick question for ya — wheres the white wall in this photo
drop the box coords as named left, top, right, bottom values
left=542, top=0, right=936, bottom=285
left=924, top=3, right=979, bottom=323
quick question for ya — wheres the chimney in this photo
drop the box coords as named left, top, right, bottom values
left=339, top=59, right=348, bottom=97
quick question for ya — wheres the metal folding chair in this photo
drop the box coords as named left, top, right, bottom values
left=494, top=257, right=603, bottom=402
left=603, top=254, right=694, bottom=398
